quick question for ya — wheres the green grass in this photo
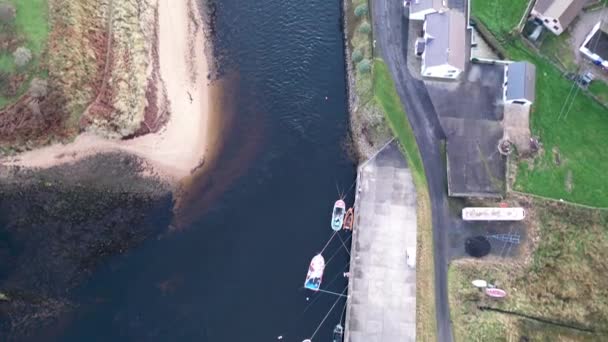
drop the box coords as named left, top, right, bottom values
left=508, top=41, right=608, bottom=207
left=0, top=0, right=49, bottom=109
left=539, top=32, right=578, bottom=72
left=471, top=0, right=529, bottom=38
left=449, top=199, right=608, bottom=341
left=372, top=59, right=437, bottom=342
left=473, top=0, right=608, bottom=207
left=589, top=79, right=608, bottom=105
left=8, top=0, right=49, bottom=55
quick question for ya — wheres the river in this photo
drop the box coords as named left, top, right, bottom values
left=59, top=0, right=355, bottom=340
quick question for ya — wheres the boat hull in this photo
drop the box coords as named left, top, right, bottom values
left=343, top=208, right=354, bottom=230
left=304, top=254, right=325, bottom=291
left=331, top=200, right=346, bottom=231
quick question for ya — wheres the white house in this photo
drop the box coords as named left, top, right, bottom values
left=530, top=0, right=586, bottom=35
left=503, top=61, right=536, bottom=106
left=421, top=10, right=466, bottom=79
left=409, top=0, right=447, bottom=21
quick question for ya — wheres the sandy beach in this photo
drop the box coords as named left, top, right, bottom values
left=1, top=0, right=212, bottom=185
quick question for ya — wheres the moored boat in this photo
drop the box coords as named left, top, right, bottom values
left=343, top=208, right=354, bottom=230
left=304, top=254, right=325, bottom=291
left=332, top=324, right=344, bottom=342
left=331, top=200, right=346, bottom=231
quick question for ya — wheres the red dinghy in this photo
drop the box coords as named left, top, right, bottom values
left=343, top=208, right=354, bottom=230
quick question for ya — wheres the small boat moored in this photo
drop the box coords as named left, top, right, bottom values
left=332, top=323, right=344, bottom=342
left=331, top=200, right=346, bottom=231
left=304, top=254, right=325, bottom=291
left=342, top=208, right=354, bottom=230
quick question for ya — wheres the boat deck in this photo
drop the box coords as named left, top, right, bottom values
left=344, top=140, right=417, bottom=342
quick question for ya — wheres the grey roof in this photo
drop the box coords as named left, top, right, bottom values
left=533, top=0, right=586, bottom=29
left=411, top=0, right=446, bottom=14
left=424, top=10, right=466, bottom=70
left=506, top=62, right=536, bottom=102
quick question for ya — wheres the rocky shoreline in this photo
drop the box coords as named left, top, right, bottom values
left=342, top=0, right=392, bottom=161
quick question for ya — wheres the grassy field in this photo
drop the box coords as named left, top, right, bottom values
left=0, top=0, right=49, bottom=108
left=372, top=59, right=437, bottom=342
left=471, top=0, right=529, bottom=38
left=589, top=78, right=608, bottom=105
left=539, top=32, right=578, bottom=72
left=9, top=0, right=49, bottom=54
left=448, top=199, right=608, bottom=341
left=449, top=198, right=608, bottom=341
left=472, top=0, right=608, bottom=207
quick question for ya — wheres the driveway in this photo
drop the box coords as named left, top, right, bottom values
left=425, top=64, right=507, bottom=197
left=370, top=1, right=457, bottom=341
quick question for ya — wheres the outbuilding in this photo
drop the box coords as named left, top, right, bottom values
left=503, top=61, right=536, bottom=106
left=530, top=0, right=586, bottom=35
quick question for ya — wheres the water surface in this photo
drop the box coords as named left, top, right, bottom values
left=61, top=0, right=355, bottom=340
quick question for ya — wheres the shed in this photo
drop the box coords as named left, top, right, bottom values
left=503, top=61, right=536, bottom=106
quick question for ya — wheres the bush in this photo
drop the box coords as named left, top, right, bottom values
left=358, top=21, right=371, bottom=34
left=29, top=78, right=48, bottom=99
left=13, top=47, right=32, bottom=67
left=352, top=49, right=364, bottom=63
left=354, top=4, right=368, bottom=17
left=357, top=58, right=372, bottom=73
left=0, top=2, right=16, bottom=25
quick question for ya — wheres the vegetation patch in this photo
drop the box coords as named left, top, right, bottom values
left=472, top=0, right=608, bottom=207
left=372, top=59, right=437, bottom=342
left=346, top=0, right=391, bottom=158
left=449, top=197, right=608, bottom=341
left=470, top=0, right=528, bottom=39
left=0, top=0, right=48, bottom=107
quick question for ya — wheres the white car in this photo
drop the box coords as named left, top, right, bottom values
left=406, top=248, right=416, bottom=268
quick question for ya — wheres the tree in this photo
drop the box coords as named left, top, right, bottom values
left=352, top=49, right=364, bottom=63
left=354, top=4, right=368, bottom=17
left=357, top=59, right=371, bottom=74
left=29, top=78, right=48, bottom=99
left=358, top=21, right=371, bottom=34
left=13, top=47, right=32, bottom=67
left=0, top=2, right=16, bottom=25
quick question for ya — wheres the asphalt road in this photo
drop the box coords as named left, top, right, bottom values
left=370, top=1, right=456, bottom=341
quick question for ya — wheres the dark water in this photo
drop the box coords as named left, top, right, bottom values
left=59, top=0, right=355, bottom=341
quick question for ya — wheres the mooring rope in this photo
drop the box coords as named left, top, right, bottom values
left=319, top=230, right=338, bottom=255
left=337, top=233, right=351, bottom=256
left=308, top=286, right=348, bottom=340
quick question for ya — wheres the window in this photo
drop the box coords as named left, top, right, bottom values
left=544, top=19, right=549, bottom=23
left=553, top=19, right=557, bottom=23
left=553, top=26, right=558, bottom=30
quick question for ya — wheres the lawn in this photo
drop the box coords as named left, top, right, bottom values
left=539, top=32, right=578, bottom=72
left=449, top=198, right=608, bottom=341
left=473, top=0, right=608, bottom=207
left=8, top=0, right=49, bottom=55
left=471, top=0, right=529, bottom=38
left=372, top=59, right=437, bottom=342
left=589, top=79, right=608, bottom=105
left=0, top=0, right=49, bottom=109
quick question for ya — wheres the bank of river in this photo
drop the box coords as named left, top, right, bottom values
left=49, top=0, right=356, bottom=340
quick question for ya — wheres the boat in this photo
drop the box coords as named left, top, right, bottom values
left=304, top=254, right=325, bottom=291
left=332, top=324, right=344, bottom=342
left=342, top=208, right=354, bottom=230
left=331, top=200, right=346, bottom=231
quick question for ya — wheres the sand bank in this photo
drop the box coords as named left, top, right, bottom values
left=1, top=0, right=212, bottom=185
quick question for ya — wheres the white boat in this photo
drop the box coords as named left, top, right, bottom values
left=331, top=200, right=346, bottom=231
left=304, top=254, right=325, bottom=291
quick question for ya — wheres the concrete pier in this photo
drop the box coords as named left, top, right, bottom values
left=344, top=140, right=417, bottom=341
